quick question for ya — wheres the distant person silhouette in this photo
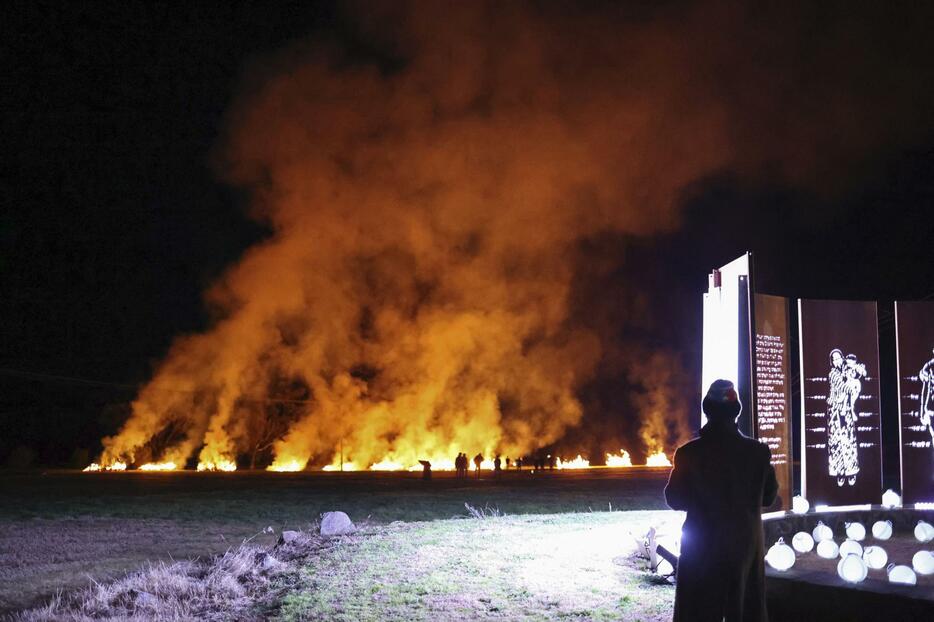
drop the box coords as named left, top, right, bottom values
left=494, top=455, right=502, bottom=476
left=665, top=379, right=778, bottom=622
left=419, top=460, right=431, bottom=481
left=505, top=457, right=511, bottom=470
left=473, top=453, right=483, bottom=478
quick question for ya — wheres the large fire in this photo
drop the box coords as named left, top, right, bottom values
left=84, top=448, right=674, bottom=472
left=85, top=2, right=718, bottom=475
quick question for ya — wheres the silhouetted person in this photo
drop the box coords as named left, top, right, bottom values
left=516, top=457, right=523, bottom=470
left=419, top=460, right=431, bottom=481
left=665, top=379, right=777, bottom=622
left=494, top=455, right=502, bottom=476
left=549, top=455, right=556, bottom=470
left=505, top=457, right=511, bottom=470
left=456, top=452, right=468, bottom=478
left=473, top=453, right=483, bottom=478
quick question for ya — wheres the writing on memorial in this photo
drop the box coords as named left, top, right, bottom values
left=755, top=333, right=789, bottom=467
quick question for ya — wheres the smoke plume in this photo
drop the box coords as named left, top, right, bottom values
left=99, top=1, right=934, bottom=469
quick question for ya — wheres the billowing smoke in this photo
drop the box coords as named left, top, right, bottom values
left=98, top=1, right=934, bottom=469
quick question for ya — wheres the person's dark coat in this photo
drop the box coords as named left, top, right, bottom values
left=665, top=415, right=778, bottom=622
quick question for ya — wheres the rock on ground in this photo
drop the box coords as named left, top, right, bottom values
left=320, top=511, right=355, bottom=536
left=278, top=530, right=303, bottom=545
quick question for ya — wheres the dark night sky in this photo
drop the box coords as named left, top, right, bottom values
left=3, top=1, right=934, bottom=468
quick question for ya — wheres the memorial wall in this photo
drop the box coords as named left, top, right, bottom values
left=700, top=255, right=934, bottom=509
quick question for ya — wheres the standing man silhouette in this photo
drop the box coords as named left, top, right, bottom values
left=665, top=379, right=778, bottom=622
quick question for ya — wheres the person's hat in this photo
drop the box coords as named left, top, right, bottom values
left=705, top=379, right=738, bottom=403
left=703, top=379, right=741, bottom=420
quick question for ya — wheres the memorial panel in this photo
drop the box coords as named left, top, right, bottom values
left=753, top=293, right=792, bottom=511
left=799, top=299, right=882, bottom=506
left=895, top=301, right=934, bottom=505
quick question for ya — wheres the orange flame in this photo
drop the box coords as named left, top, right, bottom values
left=196, top=460, right=237, bottom=472
left=645, top=450, right=672, bottom=467
left=556, top=455, right=590, bottom=469
left=138, top=462, right=177, bottom=471
left=267, top=459, right=305, bottom=472
left=605, top=450, right=633, bottom=467
left=83, top=461, right=126, bottom=472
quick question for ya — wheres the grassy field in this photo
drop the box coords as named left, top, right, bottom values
left=0, top=468, right=675, bottom=618
left=280, top=511, right=679, bottom=622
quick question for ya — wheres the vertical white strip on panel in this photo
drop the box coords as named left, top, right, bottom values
left=798, top=298, right=807, bottom=499
left=895, top=302, right=903, bottom=500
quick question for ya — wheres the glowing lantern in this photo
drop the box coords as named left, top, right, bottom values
left=915, top=521, right=934, bottom=543
left=871, top=520, right=893, bottom=540
left=887, top=564, right=917, bottom=585
left=845, top=522, right=866, bottom=541
left=792, top=531, right=814, bottom=553
left=817, top=539, right=839, bottom=559
left=862, top=545, right=888, bottom=570
left=812, top=521, right=833, bottom=543
left=792, top=495, right=809, bottom=514
left=881, top=489, right=901, bottom=509
left=839, top=539, right=863, bottom=559
left=912, top=550, right=934, bottom=575
left=837, top=553, right=868, bottom=583
left=765, top=538, right=796, bottom=571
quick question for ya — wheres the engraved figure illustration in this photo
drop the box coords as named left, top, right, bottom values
left=920, top=348, right=934, bottom=446
left=827, top=349, right=866, bottom=486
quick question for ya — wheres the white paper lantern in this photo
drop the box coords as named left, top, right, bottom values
left=817, top=539, right=839, bottom=559
left=792, top=495, right=810, bottom=514
left=812, top=521, right=833, bottom=543
left=837, top=553, right=868, bottom=583
left=839, top=539, right=863, bottom=558
left=872, top=520, right=893, bottom=540
left=792, top=531, right=815, bottom=553
left=881, top=489, right=901, bottom=509
left=766, top=538, right=796, bottom=571
left=887, top=564, right=917, bottom=585
left=845, top=522, right=866, bottom=541
left=912, top=550, right=934, bottom=575
left=914, top=521, right=934, bottom=543
left=862, top=545, right=888, bottom=570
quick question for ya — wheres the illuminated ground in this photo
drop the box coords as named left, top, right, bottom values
left=280, top=511, right=680, bottom=622
left=0, top=468, right=673, bottom=615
